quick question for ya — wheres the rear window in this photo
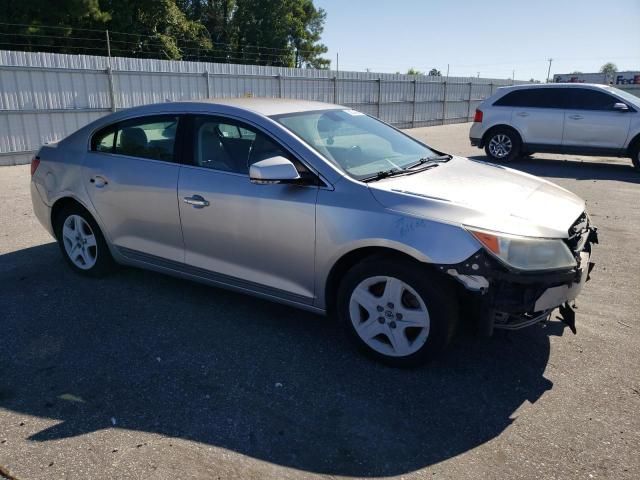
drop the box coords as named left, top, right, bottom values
left=493, top=88, right=566, bottom=109
left=91, top=116, right=179, bottom=162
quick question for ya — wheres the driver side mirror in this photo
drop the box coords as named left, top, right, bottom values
left=613, top=102, right=629, bottom=112
left=249, top=156, right=301, bottom=185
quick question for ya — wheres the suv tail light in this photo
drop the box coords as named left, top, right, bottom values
left=473, top=109, right=483, bottom=123
left=30, top=156, right=40, bottom=176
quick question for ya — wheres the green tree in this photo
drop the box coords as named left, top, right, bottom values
left=99, top=0, right=211, bottom=59
left=407, top=67, right=423, bottom=75
left=231, top=0, right=328, bottom=67
left=0, top=0, right=329, bottom=67
left=0, top=0, right=211, bottom=59
left=428, top=68, right=442, bottom=76
left=180, top=0, right=236, bottom=60
left=0, top=0, right=111, bottom=53
left=599, top=62, right=617, bottom=75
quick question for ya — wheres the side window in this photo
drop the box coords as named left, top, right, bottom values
left=193, top=116, right=309, bottom=175
left=494, top=90, right=532, bottom=107
left=92, top=129, right=116, bottom=152
left=494, top=88, right=565, bottom=108
left=567, top=89, right=619, bottom=111
left=115, top=116, right=178, bottom=161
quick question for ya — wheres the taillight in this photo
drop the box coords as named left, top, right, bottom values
left=473, top=109, right=483, bottom=123
left=30, top=156, right=40, bottom=176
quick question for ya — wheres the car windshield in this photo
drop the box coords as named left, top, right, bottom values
left=604, top=86, right=640, bottom=107
left=272, top=109, right=441, bottom=180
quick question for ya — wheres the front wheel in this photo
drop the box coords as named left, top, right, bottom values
left=337, top=257, right=458, bottom=367
left=484, top=128, right=521, bottom=162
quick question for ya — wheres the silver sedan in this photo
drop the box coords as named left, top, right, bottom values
left=30, top=98, right=598, bottom=366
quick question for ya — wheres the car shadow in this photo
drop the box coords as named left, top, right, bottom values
left=0, top=244, right=563, bottom=477
left=468, top=155, right=640, bottom=183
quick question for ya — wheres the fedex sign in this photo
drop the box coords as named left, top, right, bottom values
left=616, top=74, right=640, bottom=85
left=554, top=71, right=640, bottom=86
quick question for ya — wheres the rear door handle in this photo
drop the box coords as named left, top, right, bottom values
left=569, top=114, right=583, bottom=120
left=516, top=112, right=529, bottom=117
left=183, top=194, right=210, bottom=208
left=90, top=175, right=108, bottom=187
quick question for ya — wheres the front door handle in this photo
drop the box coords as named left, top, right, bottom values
left=569, top=114, right=584, bottom=120
left=183, top=194, right=210, bottom=208
left=516, top=112, right=529, bottom=117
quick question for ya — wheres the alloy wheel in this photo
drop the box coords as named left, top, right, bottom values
left=61, top=214, right=98, bottom=270
left=348, top=276, right=430, bottom=357
left=488, top=134, right=513, bottom=159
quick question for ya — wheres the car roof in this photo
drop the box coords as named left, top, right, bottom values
left=496, top=82, right=612, bottom=91
left=115, top=98, right=345, bottom=118
left=194, top=97, right=344, bottom=116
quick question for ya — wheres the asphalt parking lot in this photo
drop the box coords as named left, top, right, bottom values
left=1, top=122, right=639, bottom=480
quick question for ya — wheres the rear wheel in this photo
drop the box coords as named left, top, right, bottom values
left=631, top=142, right=640, bottom=171
left=484, top=127, right=521, bottom=162
left=53, top=205, right=115, bottom=277
left=337, top=257, right=458, bottom=367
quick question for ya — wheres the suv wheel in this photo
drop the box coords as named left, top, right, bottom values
left=485, top=128, right=521, bottom=162
left=631, top=142, right=640, bottom=171
left=54, top=205, right=115, bottom=277
left=337, top=257, right=458, bottom=367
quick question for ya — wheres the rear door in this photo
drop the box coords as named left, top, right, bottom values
left=85, top=115, right=185, bottom=262
left=562, top=88, right=631, bottom=150
left=494, top=88, right=566, bottom=146
left=177, top=115, right=318, bottom=303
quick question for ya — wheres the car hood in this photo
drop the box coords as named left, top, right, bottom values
left=367, top=156, right=585, bottom=238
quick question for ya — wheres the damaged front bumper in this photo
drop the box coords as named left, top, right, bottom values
left=440, top=213, right=598, bottom=335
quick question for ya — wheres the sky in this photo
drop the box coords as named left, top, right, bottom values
left=314, top=0, right=640, bottom=80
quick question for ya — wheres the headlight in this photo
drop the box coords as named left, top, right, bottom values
left=467, top=228, right=576, bottom=271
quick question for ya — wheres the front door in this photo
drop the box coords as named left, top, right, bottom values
left=85, top=115, right=184, bottom=262
left=177, top=115, right=318, bottom=304
left=562, top=88, right=631, bottom=150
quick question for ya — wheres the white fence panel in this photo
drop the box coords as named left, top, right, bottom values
left=0, top=49, right=524, bottom=165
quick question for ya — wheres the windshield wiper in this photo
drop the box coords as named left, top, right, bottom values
left=404, top=154, right=452, bottom=170
left=361, top=169, right=402, bottom=182
left=361, top=163, right=440, bottom=182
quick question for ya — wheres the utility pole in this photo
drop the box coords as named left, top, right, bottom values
left=106, top=30, right=112, bottom=60
left=446, top=63, right=449, bottom=80
left=336, top=52, right=339, bottom=75
left=546, top=58, right=553, bottom=83
left=477, top=71, right=480, bottom=78
left=512, top=69, right=515, bottom=84
left=105, top=30, right=116, bottom=112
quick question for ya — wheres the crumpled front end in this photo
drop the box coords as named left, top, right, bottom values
left=440, top=212, right=598, bottom=335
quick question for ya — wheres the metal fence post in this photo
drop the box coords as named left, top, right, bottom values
left=411, top=79, right=417, bottom=128
left=333, top=76, right=338, bottom=103
left=489, top=82, right=494, bottom=95
left=377, top=78, right=382, bottom=118
left=204, top=70, right=211, bottom=98
left=106, top=66, right=116, bottom=112
left=441, top=80, right=447, bottom=125
left=277, top=74, right=283, bottom=98
left=467, top=81, right=473, bottom=120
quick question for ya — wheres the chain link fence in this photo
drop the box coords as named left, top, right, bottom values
left=0, top=50, right=525, bottom=165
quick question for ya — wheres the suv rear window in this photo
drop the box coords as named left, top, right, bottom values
left=493, top=88, right=566, bottom=109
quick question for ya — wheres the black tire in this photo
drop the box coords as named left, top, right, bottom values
left=484, top=127, right=522, bottom=163
left=337, top=256, right=458, bottom=367
left=53, top=203, right=115, bottom=277
left=630, top=142, right=640, bottom=171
